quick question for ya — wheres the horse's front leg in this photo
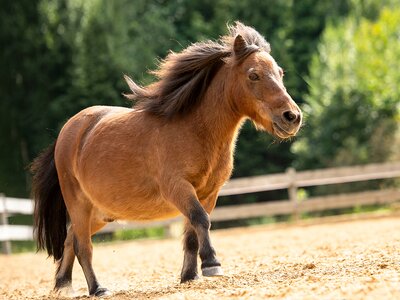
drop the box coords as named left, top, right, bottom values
left=180, top=220, right=199, bottom=282
left=197, top=193, right=223, bottom=277
left=166, top=181, right=223, bottom=282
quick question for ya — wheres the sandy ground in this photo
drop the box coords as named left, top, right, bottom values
left=1, top=214, right=400, bottom=300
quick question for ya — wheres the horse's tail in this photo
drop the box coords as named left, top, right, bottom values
left=31, top=141, right=68, bottom=261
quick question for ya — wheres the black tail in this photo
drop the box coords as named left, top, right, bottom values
left=31, top=142, right=68, bottom=261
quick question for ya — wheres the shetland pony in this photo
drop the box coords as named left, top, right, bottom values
left=31, top=22, right=301, bottom=296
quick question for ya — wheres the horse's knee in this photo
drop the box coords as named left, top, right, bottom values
left=188, top=202, right=210, bottom=231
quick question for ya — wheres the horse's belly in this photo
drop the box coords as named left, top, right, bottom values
left=90, top=193, right=181, bottom=222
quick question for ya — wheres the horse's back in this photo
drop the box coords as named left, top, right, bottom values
left=55, top=105, right=132, bottom=163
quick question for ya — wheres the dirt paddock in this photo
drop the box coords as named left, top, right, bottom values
left=1, top=214, right=400, bottom=299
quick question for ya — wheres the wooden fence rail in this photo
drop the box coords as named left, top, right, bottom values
left=1, top=161, right=400, bottom=254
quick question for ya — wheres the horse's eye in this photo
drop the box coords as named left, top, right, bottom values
left=248, top=73, right=259, bottom=81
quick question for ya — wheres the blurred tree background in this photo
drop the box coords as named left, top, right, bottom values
left=0, top=0, right=399, bottom=199
left=294, top=5, right=400, bottom=169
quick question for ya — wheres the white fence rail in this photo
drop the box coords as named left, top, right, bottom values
left=2, top=161, right=400, bottom=254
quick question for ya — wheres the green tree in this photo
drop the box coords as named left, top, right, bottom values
left=53, top=0, right=177, bottom=122
left=0, top=0, right=73, bottom=196
left=288, top=0, right=351, bottom=102
left=293, top=8, right=400, bottom=170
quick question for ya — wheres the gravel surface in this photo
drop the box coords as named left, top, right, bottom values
left=1, top=215, right=400, bottom=299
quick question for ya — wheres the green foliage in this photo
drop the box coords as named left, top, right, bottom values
left=294, top=8, right=400, bottom=170
left=11, top=241, right=36, bottom=253
left=114, top=227, right=165, bottom=240
left=52, top=0, right=177, bottom=122
left=0, top=1, right=58, bottom=196
left=287, top=0, right=351, bottom=101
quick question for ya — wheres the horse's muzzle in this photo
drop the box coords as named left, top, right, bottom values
left=272, top=111, right=302, bottom=138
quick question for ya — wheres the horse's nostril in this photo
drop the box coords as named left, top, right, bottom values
left=282, top=111, right=298, bottom=123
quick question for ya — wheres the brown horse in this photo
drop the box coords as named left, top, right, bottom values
left=31, top=22, right=301, bottom=297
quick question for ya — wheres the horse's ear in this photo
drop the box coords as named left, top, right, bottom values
left=233, top=34, right=247, bottom=57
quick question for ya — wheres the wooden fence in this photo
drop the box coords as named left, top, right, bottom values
left=1, top=161, right=400, bottom=254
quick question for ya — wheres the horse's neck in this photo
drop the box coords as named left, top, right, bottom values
left=194, top=68, right=245, bottom=150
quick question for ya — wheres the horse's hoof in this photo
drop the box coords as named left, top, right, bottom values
left=93, top=287, right=112, bottom=297
left=180, top=274, right=200, bottom=283
left=52, top=286, right=76, bottom=297
left=202, top=266, right=224, bottom=277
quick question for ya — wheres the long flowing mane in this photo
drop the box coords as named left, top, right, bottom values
left=124, top=22, right=271, bottom=118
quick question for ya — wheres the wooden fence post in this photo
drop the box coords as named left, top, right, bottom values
left=287, top=168, right=299, bottom=221
left=0, top=194, right=12, bottom=254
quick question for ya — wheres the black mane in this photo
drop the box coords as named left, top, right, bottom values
left=124, top=22, right=270, bottom=118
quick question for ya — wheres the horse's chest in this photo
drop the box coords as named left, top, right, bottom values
left=193, top=150, right=233, bottom=200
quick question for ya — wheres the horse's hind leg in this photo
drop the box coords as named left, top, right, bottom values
left=68, top=204, right=110, bottom=297
left=54, top=226, right=75, bottom=294
left=54, top=215, right=107, bottom=295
